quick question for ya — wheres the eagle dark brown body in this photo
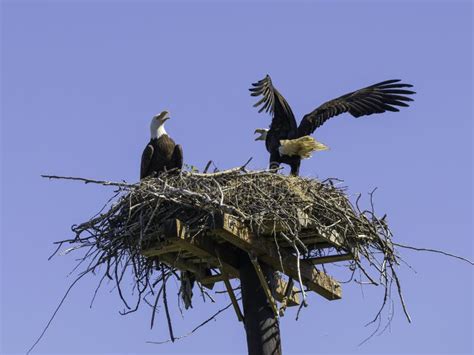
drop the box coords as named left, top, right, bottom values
left=140, top=135, right=183, bottom=179
left=140, top=111, right=183, bottom=179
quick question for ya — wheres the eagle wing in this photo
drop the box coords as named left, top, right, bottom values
left=171, top=144, right=183, bottom=171
left=297, top=79, right=415, bottom=137
left=140, top=143, right=154, bottom=179
left=249, top=75, right=297, bottom=135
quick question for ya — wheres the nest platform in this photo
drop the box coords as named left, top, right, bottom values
left=62, top=168, right=396, bottom=321
left=142, top=212, right=358, bottom=308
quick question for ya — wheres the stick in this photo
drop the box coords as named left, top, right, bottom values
left=187, top=157, right=253, bottom=177
left=203, top=160, right=213, bottom=174
left=146, top=301, right=235, bottom=345
left=26, top=272, right=88, bottom=355
left=41, top=175, right=132, bottom=188
left=216, top=249, right=244, bottom=322
left=248, top=253, right=279, bottom=319
left=161, top=265, right=175, bottom=342
left=393, top=243, right=474, bottom=265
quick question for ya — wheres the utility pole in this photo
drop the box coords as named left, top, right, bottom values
left=239, top=253, right=281, bottom=355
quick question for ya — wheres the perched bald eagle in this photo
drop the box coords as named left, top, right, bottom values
left=140, top=111, right=183, bottom=179
left=251, top=75, right=415, bottom=176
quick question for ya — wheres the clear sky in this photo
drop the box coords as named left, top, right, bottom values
left=1, top=0, right=472, bottom=354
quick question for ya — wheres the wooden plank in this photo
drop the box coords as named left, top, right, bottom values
left=200, top=273, right=227, bottom=285
left=307, top=253, right=354, bottom=265
left=176, top=222, right=300, bottom=306
left=157, top=253, right=203, bottom=276
left=141, top=240, right=183, bottom=257
left=279, top=237, right=329, bottom=250
left=249, top=254, right=279, bottom=318
left=200, top=272, right=300, bottom=307
left=281, top=229, right=358, bottom=262
left=295, top=229, right=345, bottom=249
left=278, top=277, right=294, bottom=316
left=223, top=276, right=244, bottom=322
left=213, top=214, right=342, bottom=300
left=319, top=229, right=346, bottom=249
left=153, top=253, right=216, bottom=290
left=141, top=218, right=301, bottom=304
left=142, top=220, right=236, bottom=276
left=275, top=277, right=299, bottom=307
left=304, top=228, right=358, bottom=258
left=171, top=220, right=240, bottom=277
left=142, top=223, right=216, bottom=288
left=259, top=209, right=310, bottom=234
left=216, top=250, right=244, bottom=322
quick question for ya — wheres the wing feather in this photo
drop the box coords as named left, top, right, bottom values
left=140, top=144, right=154, bottom=179
left=249, top=75, right=297, bottom=135
left=171, top=144, right=183, bottom=170
left=297, top=79, right=415, bottom=136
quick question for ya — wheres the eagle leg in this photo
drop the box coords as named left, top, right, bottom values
left=290, top=159, right=301, bottom=176
left=269, top=152, right=280, bottom=173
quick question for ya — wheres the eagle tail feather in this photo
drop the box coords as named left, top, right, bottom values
left=279, top=136, right=329, bottom=159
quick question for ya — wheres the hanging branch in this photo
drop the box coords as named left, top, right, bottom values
left=393, top=243, right=474, bottom=265
left=161, top=265, right=175, bottom=342
left=27, top=271, right=89, bottom=355
left=146, top=301, right=236, bottom=345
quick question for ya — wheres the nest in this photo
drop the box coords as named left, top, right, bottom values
left=50, top=168, right=410, bottom=342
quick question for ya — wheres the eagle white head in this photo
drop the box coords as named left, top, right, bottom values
left=254, top=128, right=269, bottom=141
left=150, top=111, right=170, bottom=139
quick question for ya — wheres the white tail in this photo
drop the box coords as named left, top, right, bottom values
left=279, top=136, right=328, bottom=159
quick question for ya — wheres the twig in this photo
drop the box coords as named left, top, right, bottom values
left=147, top=301, right=236, bottom=345
left=26, top=271, right=88, bottom=355
left=390, top=261, right=411, bottom=323
left=41, top=175, right=132, bottom=188
left=188, top=157, right=253, bottom=177
left=203, top=160, right=213, bottom=174
left=161, top=265, right=175, bottom=342
left=393, top=243, right=474, bottom=265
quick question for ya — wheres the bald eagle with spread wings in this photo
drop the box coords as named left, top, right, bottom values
left=251, top=75, right=415, bottom=176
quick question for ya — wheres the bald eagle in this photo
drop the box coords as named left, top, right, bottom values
left=251, top=75, right=415, bottom=176
left=140, top=111, right=183, bottom=179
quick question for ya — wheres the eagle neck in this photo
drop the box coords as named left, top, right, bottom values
left=151, top=125, right=167, bottom=139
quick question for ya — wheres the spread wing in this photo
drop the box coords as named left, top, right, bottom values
left=249, top=75, right=297, bottom=135
left=171, top=144, right=183, bottom=170
left=140, top=144, right=154, bottom=179
left=297, top=79, right=415, bottom=137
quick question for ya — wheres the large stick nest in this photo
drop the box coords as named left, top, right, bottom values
left=51, top=168, right=409, bottom=341
left=75, top=169, right=392, bottom=248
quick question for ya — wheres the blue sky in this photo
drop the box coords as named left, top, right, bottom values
left=1, top=0, right=472, bottom=354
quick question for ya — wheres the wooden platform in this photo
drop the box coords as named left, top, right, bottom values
left=142, top=213, right=357, bottom=314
